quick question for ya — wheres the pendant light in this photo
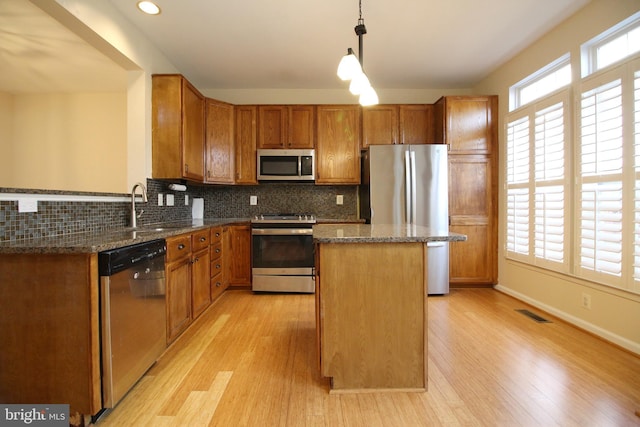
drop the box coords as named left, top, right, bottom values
left=336, top=0, right=378, bottom=106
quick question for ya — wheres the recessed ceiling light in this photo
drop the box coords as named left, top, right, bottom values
left=137, top=1, right=161, bottom=15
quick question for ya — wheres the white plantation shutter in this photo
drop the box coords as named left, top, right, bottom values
left=534, top=102, right=566, bottom=268
left=506, top=116, right=531, bottom=259
left=506, top=95, right=568, bottom=270
left=578, top=74, right=624, bottom=284
left=506, top=188, right=529, bottom=256
left=633, top=68, right=640, bottom=291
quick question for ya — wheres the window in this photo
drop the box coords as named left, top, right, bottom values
left=506, top=91, right=570, bottom=272
left=581, top=11, right=640, bottom=77
left=505, top=11, right=640, bottom=295
left=509, top=55, right=571, bottom=111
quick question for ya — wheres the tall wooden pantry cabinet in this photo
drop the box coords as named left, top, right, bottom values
left=434, top=96, right=498, bottom=286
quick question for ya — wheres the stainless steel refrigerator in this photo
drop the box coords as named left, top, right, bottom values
left=360, top=144, right=449, bottom=294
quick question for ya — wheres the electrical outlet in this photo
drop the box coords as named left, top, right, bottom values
left=250, top=195, right=257, bottom=206
left=166, top=194, right=175, bottom=206
left=185, top=195, right=189, bottom=205
left=18, top=198, right=38, bottom=213
left=581, top=293, right=592, bottom=309
left=158, top=194, right=164, bottom=206
left=336, top=195, right=344, bottom=205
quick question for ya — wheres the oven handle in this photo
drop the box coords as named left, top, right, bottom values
left=252, top=228, right=313, bottom=236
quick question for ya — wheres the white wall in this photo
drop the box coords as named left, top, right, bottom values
left=33, top=0, right=179, bottom=192
left=0, top=92, right=127, bottom=193
left=474, top=0, right=640, bottom=354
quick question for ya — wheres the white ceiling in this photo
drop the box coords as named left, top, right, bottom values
left=0, top=0, right=127, bottom=93
left=1, top=0, right=591, bottom=94
left=108, top=0, right=591, bottom=91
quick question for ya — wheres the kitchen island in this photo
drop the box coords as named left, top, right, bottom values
left=313, top=223, right=466, bottom=392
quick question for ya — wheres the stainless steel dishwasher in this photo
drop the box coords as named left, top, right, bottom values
left=98, top=239, right=167, bottom=408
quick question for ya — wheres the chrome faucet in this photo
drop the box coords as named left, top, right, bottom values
left=130, top=182, right=148, bottom=228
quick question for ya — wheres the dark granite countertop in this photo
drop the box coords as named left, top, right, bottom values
left=0, top=219, right=249, bottom=254
left=313, top=223, right=467, bottom=244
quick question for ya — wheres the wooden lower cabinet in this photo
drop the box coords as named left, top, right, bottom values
left=166, top=254, right=192, bottom=342
left=191, top=246, right=211, bottom=318
left=210, top=226, right=229, bottom=301
left=0, top=253, right=102, bottom=417
left=229, top=224, right=252, bottom=287
left=166, top=229, right=212, bottom=343
left=316, top=242, right=427, bottom=391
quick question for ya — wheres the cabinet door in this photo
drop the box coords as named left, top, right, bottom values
left=191, top=247, right=211, bottom=319
left=235, top=106, right=258, bottom=184
left=288, top=105, right=315, bottom=148
left=440, top=96, right=497, bottom=154
left=166, top=257, right=192, bottom=343
left=181, top=79, right=205, bottom=181
left=316, top=105, right=361, bottom=184
left=205, top=99, right=235, bottom=184
left=362, top=105, right=399, bottom=147
left=229, top=224, right=252, bottom=286
left=448, top=156, right=497, bottom=285
left=258, top=106, right=287, bottom=149
left=399, top=104, right=433, bottom=145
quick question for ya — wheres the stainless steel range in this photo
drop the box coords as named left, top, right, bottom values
left=251, top=213, right=316, bottom=293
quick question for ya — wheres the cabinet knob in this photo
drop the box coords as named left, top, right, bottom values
left=216, top=264, right=221, bottom=269
left=178, top=244, right=185, bottom=250
left=200, top=237, right=207, bottom=242
left=215, top=248, right=221, bottom=254
left=215, top=282, right=222, bottom=287
left=215, top=232, right=221, bottom=237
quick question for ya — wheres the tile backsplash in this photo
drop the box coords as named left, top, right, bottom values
left=0, top=180, right=358, bottom=241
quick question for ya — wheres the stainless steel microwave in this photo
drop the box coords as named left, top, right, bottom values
left=257, top=149, right=315, bottom=181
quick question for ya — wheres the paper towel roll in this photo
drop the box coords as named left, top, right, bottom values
left=192, top=198, right=204, bottom=219
left=168, top=183, right=187, bottom=191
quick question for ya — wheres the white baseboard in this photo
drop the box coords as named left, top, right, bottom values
left=494, top=284, right=640, bottom=356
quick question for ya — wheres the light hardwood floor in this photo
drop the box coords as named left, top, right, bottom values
left=94, top=289, right=640, bottom=426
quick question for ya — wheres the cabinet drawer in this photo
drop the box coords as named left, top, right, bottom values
left=210, top=226, right=223, bottom=244
left=210, top=258, right=224, bottom=278
left=210, top=275, right=225, bottom=301
left=166, top=235, right=192, bottom=262
left=192, top=230, right=209, bottom=251
left=210, top=242, right=222, bottom=261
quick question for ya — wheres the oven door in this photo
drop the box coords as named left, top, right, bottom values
left=251, top=227, right=315, bottom=292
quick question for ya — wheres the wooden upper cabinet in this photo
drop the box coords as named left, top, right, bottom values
left=288, top=105, right=315, bottom=148
left=234, top=105, right=258, bottom=184
left=399, top=104, right=434, bottom=145
left=258, top=105, right=315, bottom=149
left=258, top=106, right=287, bottom=149
left=152, top=74, right=205, bottom=182
left=361, top=105, right=399, bottom=147
left=362, top=104, right=433, bottom=148
left=205, top=99, right=235, bottom=184
left=434, top=96, right=497, bottom=154
left=316, top=105, right=360, bottom=185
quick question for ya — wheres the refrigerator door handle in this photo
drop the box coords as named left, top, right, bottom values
left=410, top=150, right=417, bottom=225
left=405, top=150, right=412, bottom=224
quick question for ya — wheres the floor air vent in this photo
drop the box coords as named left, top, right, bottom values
left=516, top=309, right=552, bottom=323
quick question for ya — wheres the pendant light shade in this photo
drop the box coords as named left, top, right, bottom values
left=359, top=85, right=379, bottom=106
left=336, top=0, right=379, bottom=106
left=337, top=49, right=362, bottom=81
left=349, top=72, right=370, bottom=95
